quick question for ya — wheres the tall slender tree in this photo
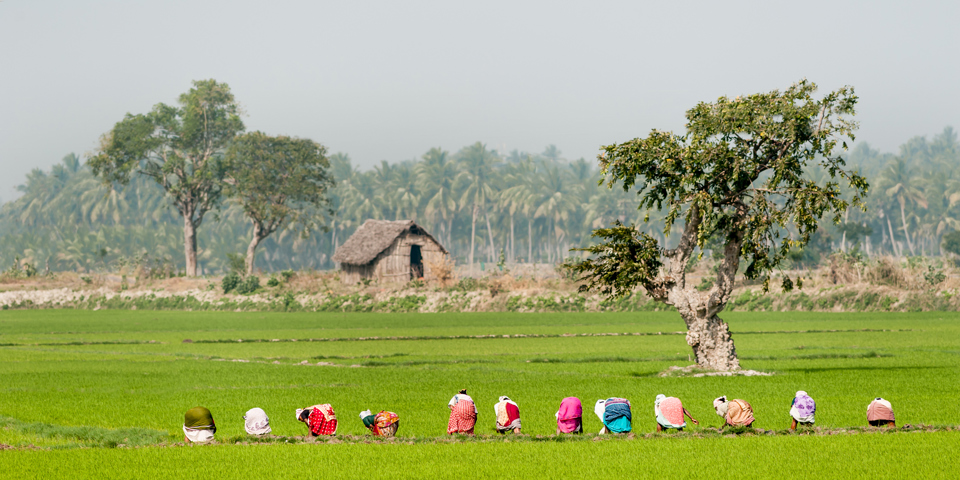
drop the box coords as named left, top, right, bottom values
left=89, top=79, right=243, bottom=276
left=456, top=142, right=499, bottom=266
left=224, top=132, right=333, bottom=274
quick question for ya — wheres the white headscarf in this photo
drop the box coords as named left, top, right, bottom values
left=655, top=394, right=666, bottom=416
left=183, top=426, right=215, bottom=443
left=869, top=397, right=892, bottom=411
left=714, top=396, right=729, bottom=417
left=594, top=399, right=606, bottom=421
left=244, top=408, right=271, bottom=435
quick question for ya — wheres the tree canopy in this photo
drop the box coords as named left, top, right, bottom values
left=89, top=79, right=244, bottom=276
left=224, top=132, right=333, bottom=274
left=570, top=80, right=868, bottom=370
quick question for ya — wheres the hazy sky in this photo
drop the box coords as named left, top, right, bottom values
left=2, top=0, right=958, bottom=201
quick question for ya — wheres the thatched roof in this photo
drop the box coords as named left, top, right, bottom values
left=332, top=219, right=446, bottom=265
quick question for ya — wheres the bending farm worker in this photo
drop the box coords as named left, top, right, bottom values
left=595, top=398, right=632, bottom=434
left=297, top=404, right=338, bottom=436
left=555, top=397, right=583, bottom=434
left=654, top=394, right=698, bottom=432
left=494, top=396, right=522, bottom=434
left=447, top=389, right=478, bottom=435
left=789, top=391, right=816, bottom=430
left=714, top=396, right=755, bottom=429
left=361, top=410, right=400, bottom=437
left=243, top=407, right=272, bottom=436
left=183, top=406, right=216, bottom=443
left=867, top=398, right=896, bottom=428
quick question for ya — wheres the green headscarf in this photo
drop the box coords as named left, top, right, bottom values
left=184, top=406, right=215, bottom=430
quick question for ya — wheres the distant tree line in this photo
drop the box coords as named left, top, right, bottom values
left=1, top=89, right=958, bottom=275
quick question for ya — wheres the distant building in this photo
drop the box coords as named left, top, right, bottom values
left=332, top=219, right=448, bottom=284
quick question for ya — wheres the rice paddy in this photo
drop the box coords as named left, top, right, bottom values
left=1, top=310, right=958, bottom=478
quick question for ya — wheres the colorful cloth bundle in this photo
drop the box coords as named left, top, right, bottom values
left=867, top=398, right=895, bottom=423
left=447, top=399, right=477, bottom=434
left=601, top=398, right=632, bottom=433
left=495, top=396, right=521, bottom=432
left=655, top=395, right=686, bottom=429
left=243, top=407, right=271, bottom=435
left=304, top=404, right=337, bottom=436
left=556, top=397, right=583, bottom=433
left=183, top=406, right=216, bottom=443
left=790, top=391, right=816, bottom=424
left=360, top=410, right=399, bottom=436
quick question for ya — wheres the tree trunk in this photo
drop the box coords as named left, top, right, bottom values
left=884, top=211, right=901, bottom=258
left=469, top=205, right=477, bottom=270
left=246, top=223, right=264, bottom=275
left=183, top=215, right=198, bottom=277
left=527, top=220, right=533, bottom=263
left=899, top=199, right=915, bottom=255
left=653, top=203, right=742, bottom=371
left=509, top=213, right=515, bottom=263
left=683, top=312, right=740, bottom=370
left=484, top=207, right=496, bottom=263
left=446, top=217, right=453, bottom=254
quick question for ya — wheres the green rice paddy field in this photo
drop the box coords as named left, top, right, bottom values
left=1, top=310, right=959, bottom=479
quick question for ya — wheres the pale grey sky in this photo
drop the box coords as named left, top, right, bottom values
left=2, top=0, right=958, bottom=201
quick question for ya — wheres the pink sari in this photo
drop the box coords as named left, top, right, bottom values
left=556, top=397, right=583, bottom=433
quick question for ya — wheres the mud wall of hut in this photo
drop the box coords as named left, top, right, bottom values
left=339, top=231, right=446, bottom=284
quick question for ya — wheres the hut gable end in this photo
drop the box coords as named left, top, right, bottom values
left=332, top=219, right=447, bottom=284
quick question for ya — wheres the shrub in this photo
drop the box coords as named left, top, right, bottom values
left=280, top=270, right=295, bottom=281
left=924, top=266, right=946, bottom=286
left=226, top=253, right=246, bottom=276
left=235, top=275, right=260, bottom=295
left=222, top=272, right=241, bottom=294
left=266, top=276, right=280, bottom=287
left=425, top=255, right=456, bottom=287
left=455, top=278, right=479, bottom=291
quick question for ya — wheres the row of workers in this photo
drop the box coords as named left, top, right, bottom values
left=448, top=390, right=897, bottom=434
left=181, top=391, right=898, bottom=442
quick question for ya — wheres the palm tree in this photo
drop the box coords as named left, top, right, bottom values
left=456, top=142, right=499, bottom=267
left=532, top=162, right=581, bottom=262
left=416, top=148, right=458, bottom=248
left=877, top=159, right=927, bottom=256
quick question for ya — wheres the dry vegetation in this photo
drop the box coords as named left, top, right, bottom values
left=1, top=255, right=958, bottom=313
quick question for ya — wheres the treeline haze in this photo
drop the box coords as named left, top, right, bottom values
left=1, top=127, right=958, bottom=274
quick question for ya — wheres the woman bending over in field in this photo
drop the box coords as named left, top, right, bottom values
left=789, top=391, right=816, bottom=430
left=555, top=397, right=583, bottom=434
left=714, top=396, right=755, bottom=429
left=243, top=407, right=272, bottom=436
left=360, top=410, right=400, bottom=437
left=494, top=396, right=521, bottom=434
left=183, top=406, right=216, bottom=443
left=447, top=389, right=478, bottom=435
left=654, top=394, right=698, bottom=432
left=867, top=398, right=896, bottom=427
left=595, top=398, right=632, bottom=434
left=297, top=404, right=338, bottom=436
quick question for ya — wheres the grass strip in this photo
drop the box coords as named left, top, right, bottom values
left=0, top=415, right=169, bottom=449
left=1, top=423, right=954, bottom=451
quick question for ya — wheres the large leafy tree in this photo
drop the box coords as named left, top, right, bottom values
left=89, top=79, right=244, bottom=276
left=570, top=80, right=867, bottom=371
left=224, top=132, right=333, bottom=275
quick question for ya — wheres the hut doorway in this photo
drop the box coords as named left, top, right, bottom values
left=410, top=245, right=424, bottom=279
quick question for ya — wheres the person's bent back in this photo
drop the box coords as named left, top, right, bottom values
left=867, top=398, right=895, bottom=427
left=183, top=406, right=216, bottom=443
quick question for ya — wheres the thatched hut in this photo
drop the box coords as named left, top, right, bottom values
left=332, top=220, right=448, bottom=284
